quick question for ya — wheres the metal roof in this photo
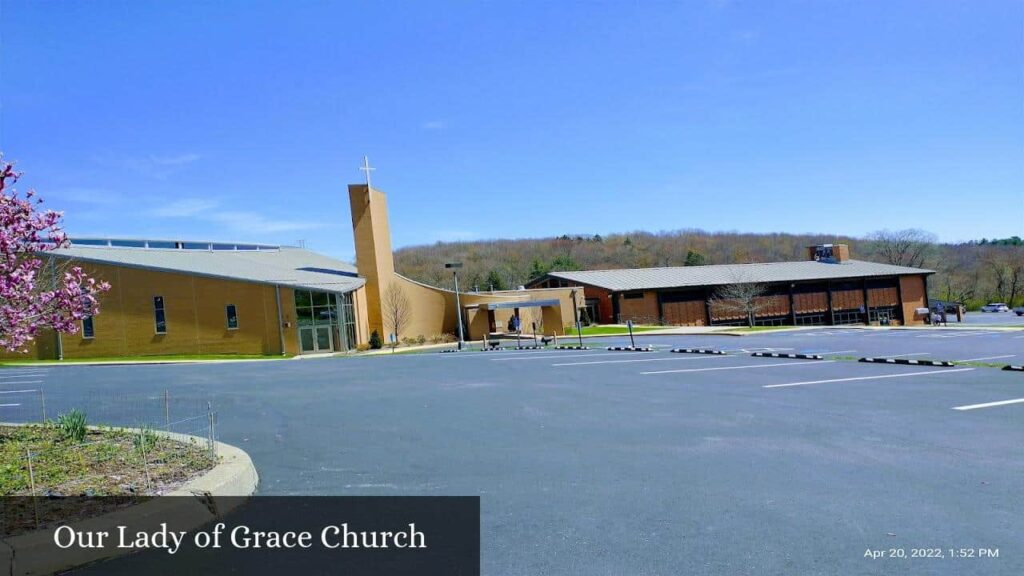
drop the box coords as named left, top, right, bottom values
left=48, top=245, right=365, bottom=293
left=545, top=260, right=933, bottom=292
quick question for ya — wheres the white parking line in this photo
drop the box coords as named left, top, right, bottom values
left=0, top=403, right=20, bottom=407
left=878, top=352, right=930, bottom=358
left=642, top=360, right=830, bottom=375
left=0, top=369, right=49, bottom=373
left=482, top=351, right=594, bottom=359
left=438, top=349, right=588, bottom=359
left=0, top=389, right=38, bottom=394
left=953, top=398, right=1024, bottom=411
left=492, top=352, right=639, bottom=362
left=553, top=356, right=727, bottom=367
left=0, top=380, right=42, bottom=384
left=763, top=367, right=975, bottom=388
left=804, top=349, right=857, bottom=355
left=956, top=355, right=1016, bottom=362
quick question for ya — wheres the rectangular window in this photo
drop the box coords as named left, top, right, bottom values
left=154, top=296, right=167, bottom=334
left=82, top=316, right=95, bottom=339
left=623, top=292, right=645, bottom=300
left=226, top=304, right=238, bottom=329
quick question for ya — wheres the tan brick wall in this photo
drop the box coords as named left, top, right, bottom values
left=393, top=275, right=581, bottom=340
left=1, top=263, right=289, bottom=359
left=349, top=184, right=395, bottom=338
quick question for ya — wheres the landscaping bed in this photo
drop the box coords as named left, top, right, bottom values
left=0, top=423, right=217, bottom=497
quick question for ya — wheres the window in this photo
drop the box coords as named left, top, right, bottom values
left=623, top=292, right=645, bottom=300
left=79, top=288, right=96, bottom=339
left=340, top=291, right=357, bottom=351
left=226, top=304, right=238, bottom=329
left=154, top=296, right=167, bottom=334
left=82, top=316, right=95, bottom=339
left=293, top=290, right=337, bottom=327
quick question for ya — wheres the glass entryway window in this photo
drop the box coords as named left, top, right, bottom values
left=294, top=289, right=355, bottom=353
left=339, top=291, right=356, bottom=350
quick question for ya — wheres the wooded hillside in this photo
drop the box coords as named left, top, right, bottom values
left=394, top=230, right=1024, bottom=311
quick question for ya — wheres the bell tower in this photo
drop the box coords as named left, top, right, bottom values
left=348, top=157, right=395, bottom=337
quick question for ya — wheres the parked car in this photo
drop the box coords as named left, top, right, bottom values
left=981, top=303, right=1011, bottom=313
left=1014, top=306, right=1024, bottom=316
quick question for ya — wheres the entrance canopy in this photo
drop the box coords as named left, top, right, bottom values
left=472, top=299, right=561, bottom=311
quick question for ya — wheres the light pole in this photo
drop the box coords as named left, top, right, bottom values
left=571, top=289, right=583, bottom=348
left=446, top=263, right=465, bottom=350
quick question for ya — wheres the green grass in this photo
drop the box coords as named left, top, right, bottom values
left=0, top=353, right=288, bottom=366
left=565, top=325, right=665, bottom=336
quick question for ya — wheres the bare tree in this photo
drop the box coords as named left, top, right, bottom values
left=709, top=281, right=770, bottom=327
left=382, top=282, right=412, bottom=342
left=937, top=263, right=977, bottom=305
left=866, top=229, right=937, bottom=268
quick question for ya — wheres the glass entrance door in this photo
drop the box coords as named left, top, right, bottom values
left=299, top=326, right=333, bottom=353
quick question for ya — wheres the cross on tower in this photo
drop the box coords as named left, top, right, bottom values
left=359, top=156, right=375, bottom=188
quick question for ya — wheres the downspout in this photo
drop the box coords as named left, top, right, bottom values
left=275, top=285, right=286, bottom=356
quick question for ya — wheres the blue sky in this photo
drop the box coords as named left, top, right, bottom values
left=1, top=1, right=1021, bottom=261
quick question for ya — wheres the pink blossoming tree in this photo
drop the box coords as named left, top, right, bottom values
left=0, top=155, right=110, bottom=352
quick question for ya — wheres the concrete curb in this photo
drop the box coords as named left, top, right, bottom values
left=1002, top=365, right=1024, bottom=372
left=0, top=426, right=258, bottom=576
left=671, top=348, right=727, bottom=355
left=606, top=346, right=654, bottom=352
left=859, top=357, right=956, bottom=367
left=554, top=346, right=590, bottom=350
left=751, top=352, right=824, bottom=360
left=1, top=358, right=287, bottom=368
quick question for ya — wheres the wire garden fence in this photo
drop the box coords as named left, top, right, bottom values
left=1, top=382, right=219, bottom=501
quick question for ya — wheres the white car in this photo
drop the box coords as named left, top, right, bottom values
left=981, top=303, right=1010, bottom=313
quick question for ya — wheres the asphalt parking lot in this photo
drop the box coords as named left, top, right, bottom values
left=957, top=310, right=1024, bottom=327
left=3, top=327, right=1022, bottom=575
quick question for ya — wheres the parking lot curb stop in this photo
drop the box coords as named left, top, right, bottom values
left=752, top=352, right=824, bottom=360
left=606, top=346, right=654, bottom=352
left=859, top=357, right=956, bottom=367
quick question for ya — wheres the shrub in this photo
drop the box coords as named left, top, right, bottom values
left=441, top=333, right=456, bottom=343
left=401, top=336, right=416, bottom=347
left=369, top=330, right=382, bottom=349
left=429, top=334, right=444, bottom=344
left=356, top=343, right=370, bottom=352
left=57, top=409, right=88, bottom=443
left=415, top=335, right=426, bottom=345
left=133, top=426, right=158, bottom=453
